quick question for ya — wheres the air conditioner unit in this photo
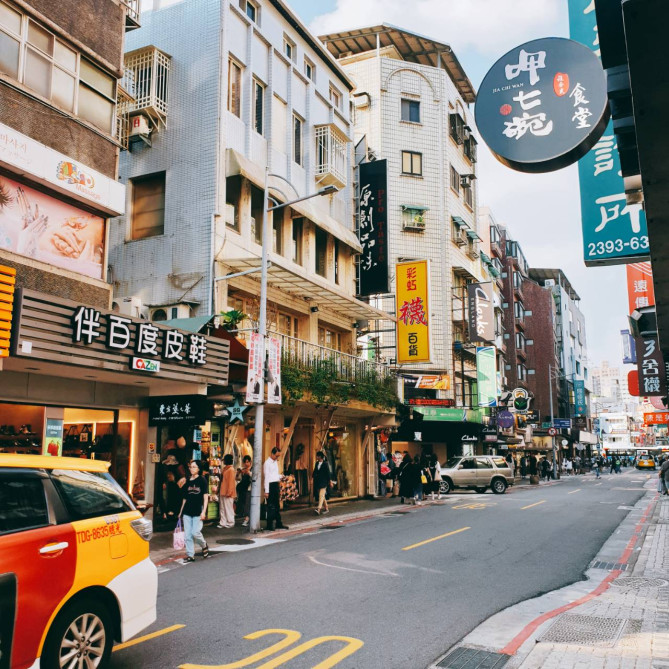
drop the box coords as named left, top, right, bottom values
left=460, top=174, right=476, bottom=189
left=455, top=229, right=468, bottom=246
left=225, top=203, right=236, bottom=227
left=112, top=296, right=144, bottom=318
left=150, top=303, right=192, bottom=321
left=129, top=114, right=151, bottom=137
left=545, top=279, right=556, bottom=287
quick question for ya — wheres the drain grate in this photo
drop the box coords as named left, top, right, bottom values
left=590, top=560, right=629, bottom=571
left=216, top=538, right=255, bottom=545
left=436, top=646, right=509, bottom=668
left=539, top=614, right=626, bottom=646
left=611, top=577, right=669, bottom=589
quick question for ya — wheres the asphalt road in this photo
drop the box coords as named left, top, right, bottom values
left=110, top=468, right=650, bottom=669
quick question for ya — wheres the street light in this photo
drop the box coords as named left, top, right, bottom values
left=548, top=364, right=580, bottom=478
left=248, top=171, right=338, bottom=533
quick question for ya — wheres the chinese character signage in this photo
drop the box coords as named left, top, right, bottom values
left=358, top=160, right=389, bottom=296
left=568, top=0, right=649, bottom=266
left=395, top=260, right=430, bottom=364
left=476, top=37, right=609, bottom=173
left=267, top=336, right=282, bottom=405
left=476, top=346, right=498, bottom=407
left=148, top=395, right=210, bottom=426
left=43, top=418, right=63, bottom=457
left=246, top=332, right=264, bottom=403
left=467, top=282, right=495, bottom=343
left=644, top=412, right=669, bottom=426
left=626, top=262, right=654, bottom=313
left=573, top=379, right=586, bottom=415
left=635, top=334, right=667, bottom=397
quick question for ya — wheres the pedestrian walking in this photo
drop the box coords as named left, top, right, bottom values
left=178, top=461, right=210, bottom=562
left=593, top=458, right=600, bottom=478
left=520, top=456, right=528, bottom=479
left=217, top=453, right=236, bottom=529
left=312, top=450, right=332, bottom=515
left=529, top=454, right=538, bottom=477
left=398, top=453, right=413, bottom=503
left=263, top=447, right=289, bottom=531
left=573, top=455, right=581, bottom=475
left=615, top=457, right=621, bottom=474
left=541, top=457, right=552, bottom=482
left=660, top=457, right=669, bottom=495
left=429, top=454, right=443, bottom=500
left=505, top=452, right=515, bottom=479
left=236, top=454, right=252, bottom=527
left=565, top=458, right=573, bottom=476
left=414, top=455, right=429, bottom=505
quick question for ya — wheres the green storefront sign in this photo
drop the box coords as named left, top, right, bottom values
left=476, top=346, right=497, bottom=407
left=414, top=407, right=484, bottom=424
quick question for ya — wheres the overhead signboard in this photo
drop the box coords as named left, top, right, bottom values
left=627, top=262, right=655, bottom=313
left=553, top=418, right=572, bottom=429
left=413, top=407, right=483, bottom=423
left=395, top=260, right=430, bottom=364
left=358, top=160, right=389, bottom=296
left=573, top=379, right=586, bottom=415
left=476, top=346, right=498, bottom=407
left=644, top=412, right=669, bottom=426
left=567, top=0, right=649, bottom=266
left=635, top=334, right=667, bottom=397
left=403, top=374, right=450, bottom=390
left=476, top=37, right=609, bottom=174
left=467, top=282, right=495, bottom=343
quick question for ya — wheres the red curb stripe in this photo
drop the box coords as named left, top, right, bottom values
left=500, top=570, right=621, bottom=655
left=501, top=493, right=658, bottom=656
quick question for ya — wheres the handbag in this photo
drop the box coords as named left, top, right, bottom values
left=421, top=474, right=428, bottom=485
left=173, top=519, right=185, bottom=551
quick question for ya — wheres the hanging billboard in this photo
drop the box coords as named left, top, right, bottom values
left=467, top=282, right=495, bottom=343
left=358, top=160, right=389, bottom=296
left=627, top=262, right=655, bottom=313
left=568, top=0, right=649, bottom=266
left=476, top=346, right=498, bottom=407
left=396, top=260, right=430, bottom=364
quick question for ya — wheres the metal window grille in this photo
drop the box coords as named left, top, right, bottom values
left=315, top=124, right=347, bottom=188
left=121, top=46, right=171, bottom=122
left=120, top=0, right=141, bottom=28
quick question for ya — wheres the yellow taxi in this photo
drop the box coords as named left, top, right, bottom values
left=0, top=454, right=157, bottom=669
left=636, top=456, right=656, bottom=469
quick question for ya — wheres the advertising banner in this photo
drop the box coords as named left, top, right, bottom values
left=358, top=160, right=389, bottom=296
left=568, top=0, right=649, bottom=266
left=0, top=175, right=105, bottom=279
left=635, top=334, right=667, bottom=397
left=627, top=262, right=655, bottom=313
left=267, top=336, right=282, bottom=405
left=246, top=332, right=264, bottom=403
left=467, top=282, right=495, bottom=343
left=644, top=412, right=669, bottom=426
left=476, top=346, right=498, bottom=407
left=43, top=418, right=63, bottom=457
left=396, top=260, right=430, bottom=364
left=573, top=379, right=586, bottom=415
left=403, top=374, right=450, bottom=390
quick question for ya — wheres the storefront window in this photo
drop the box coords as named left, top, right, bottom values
left=324, top=426, right=357, bottom=498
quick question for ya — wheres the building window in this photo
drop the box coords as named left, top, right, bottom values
left=225, top=175, right=241, bottom=231
left=463, top=182, right=473, bottom=208
left=304, top=58, right=315, bottom=81
left=293, top=114, right=303, bottom=166
left=515, top=333, right=525, bottom=349
left=401, top=151, right=422, bottom=176
left=319, top=326, right=342, bottom=351
left=513, top=271, right=523, bottom=290
left=517, top=364, right=527, bottom=380
left=334, top=239, right=340, bottom=284
left=450, top=165, right=460, bottom=193
left=401, top=99, right=420, bottom=123
left=228, top=58, right=242, bottom=117
left=250, top=184, right=264, bottom=245
left=0, top=7, right=116, bottom=133
left=315, top=228, right=327, bottom=277
left=514, top=301, right=524, bottom=319
left=449, top=112, right=465, bottom=144
left=244, top=0, right=259, bottom=23
left=272, top=216, right=282, bottom=255
left=490, top=225, right=501, bottom=245
left=291, top=218, right=303, bottom=266
left=284, top=36, right=296, bottom=62
left=253, top=78, right=264, bottom=135
left=329, top=85, right=341, bottom=110
left=464, top=135, right=478, bottom=162
left=526, top=339, right=534, bottom=346
left=131, top=172, right=165, bottom=240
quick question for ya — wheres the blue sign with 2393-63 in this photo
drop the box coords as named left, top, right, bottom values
left=568, top=0, right=649, bottom=266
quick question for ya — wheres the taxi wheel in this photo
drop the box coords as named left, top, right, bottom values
left=42, top=598, right=113, bottom=669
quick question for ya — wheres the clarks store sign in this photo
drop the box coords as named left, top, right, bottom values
left=11, top=290, right=230, bottom=386
left=0, top=122, right=125, bottom=216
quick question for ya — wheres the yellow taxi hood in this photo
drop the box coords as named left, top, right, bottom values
left=0, top=453, right=110, bottom=472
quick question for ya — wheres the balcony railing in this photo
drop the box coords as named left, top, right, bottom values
left=315, top=124, right=348, bottom=189
left=120, top=0, right=141, bottom=29
left=275, top=333, right=392, bottom=384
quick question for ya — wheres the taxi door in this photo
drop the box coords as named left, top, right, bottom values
left=0, top=469, right=76, bottom=669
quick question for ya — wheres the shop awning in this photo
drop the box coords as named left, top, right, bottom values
left=413, top=407, right=483, bottom=423
left=220, top=255, right=393, bottom=322
left=452, top=215, right=469, bottom=228
left=401, top=204, right=429, bottom=211
left=466, top=229, right=482, bottom=241
left=579, top=430, right=598, bottom=444
left=226, top=149, right=362, bottom=253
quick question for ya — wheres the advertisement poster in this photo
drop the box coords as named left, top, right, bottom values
left=627, top=262, right=655, bottom=313
left=43, top=418, right=64, bottom=457
left=467, top=282, right=495, bottom=343
left=246, top=332, right=264, bottom=403
left=573, top=379, right=587, bottom=415
left=476, top=346, right=498, bottom=407
left=395, top=260, right=430, bottom=364
left=267, top=336, right=282, bottom=405
left=0, top=175, right=105, bottom=279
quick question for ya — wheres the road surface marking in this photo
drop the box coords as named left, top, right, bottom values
left=568, top=489, right=581, bottom=494
left=402, top=526, right=470, bottom=551
left=180, top=630, right=301, bottom=668
left=594, top=482, right=603, bottom=486
left=113, top=624, right=185, bottom=652
left=452, top=502, right=494, bottom=509
left=520, top=500, right=546, bottom=510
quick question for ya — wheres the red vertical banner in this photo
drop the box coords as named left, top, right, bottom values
left=246, top=332, right=264, bottom=404
left=627, top=262, right=655, bottom=313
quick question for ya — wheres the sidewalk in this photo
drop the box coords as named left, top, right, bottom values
left=431, top=476, right=669, bottom=669
left=149, top=475, right=545, bottom=566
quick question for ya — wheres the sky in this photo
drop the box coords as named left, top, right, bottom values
left=286, top=0, right=628, bottom=372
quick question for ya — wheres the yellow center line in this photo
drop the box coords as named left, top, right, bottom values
left=521, top=500, right=546, bottom=510
left=568, top=489, right=581, bottom=494
left=402, top=526, right=470, bottom=551
left=113, top=625, right=185, bottom=652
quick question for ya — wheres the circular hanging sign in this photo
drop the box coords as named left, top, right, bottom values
left=497, top=410, right=515, bottom=429
left=475, top=37, right=610, bottom=173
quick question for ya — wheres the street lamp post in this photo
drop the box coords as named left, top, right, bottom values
left=548, top=363, right=558, bottom=479
left=247, top=172, right=337, bottom=533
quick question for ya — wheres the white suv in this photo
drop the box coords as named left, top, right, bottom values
left=439, top=455, right=514, bottom=494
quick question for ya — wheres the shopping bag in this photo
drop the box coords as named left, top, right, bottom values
left=173, top=518, right=185, bottom=551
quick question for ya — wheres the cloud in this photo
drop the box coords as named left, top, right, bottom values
left=311, top=0, right=563, bottom=57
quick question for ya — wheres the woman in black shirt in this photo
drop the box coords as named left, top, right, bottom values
left=178, top=461, right=210, bottom=562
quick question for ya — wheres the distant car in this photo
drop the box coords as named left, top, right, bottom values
left=636, top=457, right=656, bottom=469
left=0, top=454, right=157, bottom=669
left=439, top=455, right=515, bottom=495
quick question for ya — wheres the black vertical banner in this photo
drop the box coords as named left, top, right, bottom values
left=358, top=160, right=389, bottom=296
